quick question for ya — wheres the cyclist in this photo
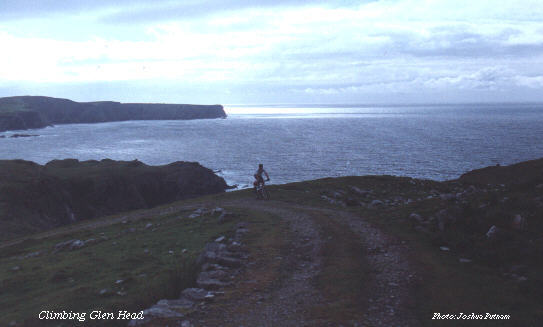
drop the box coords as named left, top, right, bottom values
left=253, top=163, right=270, bottom=193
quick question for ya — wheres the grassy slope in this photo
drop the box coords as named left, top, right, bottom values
left=1, top=165, right=542, bottom=326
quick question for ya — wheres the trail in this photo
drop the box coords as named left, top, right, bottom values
left=187, top=198, right=420, bottom=326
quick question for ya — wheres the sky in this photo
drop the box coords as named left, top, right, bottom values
left=1, top=0, right=543, bottom=104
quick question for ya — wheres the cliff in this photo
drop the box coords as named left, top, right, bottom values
left=0, top=96, right=226, bottom=132
left=0, top=159, right=228, bottom=240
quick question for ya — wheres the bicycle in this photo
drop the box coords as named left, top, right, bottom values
left=255, top=180, right=270, bottom=200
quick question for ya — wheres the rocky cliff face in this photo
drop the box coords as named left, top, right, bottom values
left=0, top=159, right=228, bottom=240
left=0, top=96, right=227, bottom=132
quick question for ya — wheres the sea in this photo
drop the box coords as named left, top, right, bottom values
left=1, top=103, right=542, bottom=189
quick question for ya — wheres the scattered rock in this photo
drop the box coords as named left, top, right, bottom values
left=54, top=239, right=86, bottom=252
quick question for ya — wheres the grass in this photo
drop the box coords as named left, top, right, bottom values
left=1, top=166, right=542, bottom=326
left=0, top=206, right=242, bottom=326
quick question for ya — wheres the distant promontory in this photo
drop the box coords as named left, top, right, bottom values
left=0, top=96, right=227, bottom=132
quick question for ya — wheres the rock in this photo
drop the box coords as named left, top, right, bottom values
left=22, top=251, right=41, bottom=259
left=216, top=256, right=242, bottom=268
left=440, top=193, right=456, bottom=201
left=439, top=246, right=450, bottom=251
left=9, top=133, right=39, bottom=138
left=197, top=277, right=231, bottom=290
left=130, top=299, right=189, bottom=325
left=54, top=239, right=85, bottom=252
left=409, top=213, right=424, bottom=223
left=201, top=263, right=226, bottom=272
left=370, top=200, right=384, bottom=208
left=350, top=186, right=372, bottom=197
left=211, top=207, right=224, bottom=214
left=182, top=248, right=188, bottom=253
left=117, top=290, right=127, bottom=296
left=99, top=288, right=110, bottom=296
left=204, top=293, right=215, bottom=302
left=215, top=236, right=225, bottom=243
left=116, top=279, right=124, bottom=284
left=181, top=288, right=209, bottom=301
left=198, top=270, right=229, bottom=282
left=145, top=223, right=153, bottom=229
left=486, top=225, right=500, bottom=239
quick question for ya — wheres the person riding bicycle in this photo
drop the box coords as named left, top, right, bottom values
left=253, top=163, right=270, bottom=190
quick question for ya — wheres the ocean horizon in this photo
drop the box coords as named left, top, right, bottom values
left=1, top=103, right=542, bottom=189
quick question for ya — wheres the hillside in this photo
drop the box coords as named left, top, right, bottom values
left=0, top=158, right=542, bottom=326
left=0, top=159, right=228, bottom=240
left=0, top=96, right=226, bottom=132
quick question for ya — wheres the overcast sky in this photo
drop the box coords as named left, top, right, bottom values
left=1, top=0, right=542, bottom=104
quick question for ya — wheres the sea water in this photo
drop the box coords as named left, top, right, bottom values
left=1, top=103, right=542, bottom=188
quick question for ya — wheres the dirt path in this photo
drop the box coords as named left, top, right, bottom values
left=186, top=199, right=420, bottom=326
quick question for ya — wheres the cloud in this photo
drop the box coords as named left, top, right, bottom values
left=1, top=0, right=543, bottom=103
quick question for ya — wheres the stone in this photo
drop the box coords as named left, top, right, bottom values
left=370, top=200, right=384, bottom=207
left=439, top=246, right=450, bottom=251
left=145, top=223, right=153, bottom=229
left=54, top=239, right=85, bottom=252
left=197, top=277, right=231, bottom=290
left=198, top=270, right=229, bottom=281
left=212, top=207, right=224, bottom=214
left=22, top=251, right=41, bottom=259
left=116, top=279, right=124, bottom=284
left=409, top=213, right=424, bottom=223
left=486, top=225, right=500, bottom=239
left=440, top=193, right=456, bottom=201
left=181, top=288, right=209, bottom=301
left=215, top=236, right=225, bottom=243
left=99, top=289, right=109, bottom=296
